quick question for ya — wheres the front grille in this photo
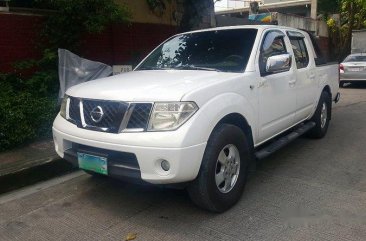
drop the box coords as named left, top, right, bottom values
left=126, top=103, right=152, bottom=129
left=82, top=100, right=128, bottom=133
left=66, top=97, right=152, bottom=133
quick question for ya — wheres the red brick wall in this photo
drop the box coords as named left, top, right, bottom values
left=0, top=12, right=177, bottom=73
left=82, top=23, right=176, bottom=67
left=0, top=13, right=43, bottom=72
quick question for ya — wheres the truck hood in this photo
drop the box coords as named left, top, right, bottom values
left=67, top=70, right=239, bottom=102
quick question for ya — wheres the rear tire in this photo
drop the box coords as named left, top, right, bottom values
left=187, top=124, right=252, bottom=213
left=339, top=81, right=345, bottom=88
left=307, top=91, right=331, bottom=139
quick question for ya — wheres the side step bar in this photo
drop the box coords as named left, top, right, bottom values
left=255, top=122, right=316, bottom=160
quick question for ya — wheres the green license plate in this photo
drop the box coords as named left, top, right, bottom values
left=78, top=153, right=108, bottom=175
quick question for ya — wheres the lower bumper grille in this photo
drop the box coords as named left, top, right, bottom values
left=64, top=143, right=141, bottom=180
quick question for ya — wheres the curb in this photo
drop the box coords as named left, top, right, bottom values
left=0, top=155, right=61, bottom=177
left=0, top=157, right=76, bottom=195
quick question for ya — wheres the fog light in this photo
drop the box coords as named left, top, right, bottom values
left=161, top=160, right=170, bottom=171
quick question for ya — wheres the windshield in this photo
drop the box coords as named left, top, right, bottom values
left=344, top=55, right=366, bottom=62
left=136, top=29, right=258, bottom=73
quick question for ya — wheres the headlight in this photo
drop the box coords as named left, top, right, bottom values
left=148, top=102, right=198, bottom=131
left=60, top=95, right=68, bottom=119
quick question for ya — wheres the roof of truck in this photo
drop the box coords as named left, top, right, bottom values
left=182, top=25, right=305, bottom=35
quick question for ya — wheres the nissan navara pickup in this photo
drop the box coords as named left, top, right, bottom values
left=53, top=25, right=340, bottom=212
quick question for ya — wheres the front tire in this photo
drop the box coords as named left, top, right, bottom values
left=187, top=124, right=252, bottom=212
left=307, top=91, right=331, bottom=139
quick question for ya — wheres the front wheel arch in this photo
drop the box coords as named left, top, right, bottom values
left=215, top=113, right=254, bottom=148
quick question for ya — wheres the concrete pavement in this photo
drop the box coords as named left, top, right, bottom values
left=1, top=84, right=366, bottom=241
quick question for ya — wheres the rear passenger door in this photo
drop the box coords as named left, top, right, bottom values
left=287, top=31, right=317, bottom=122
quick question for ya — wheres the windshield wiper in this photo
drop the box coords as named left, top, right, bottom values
left=176, top=65, right=221, bottom=72
left=137, top=66, right=173, bottom=71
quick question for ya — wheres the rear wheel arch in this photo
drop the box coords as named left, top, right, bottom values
left=322, top=85, right=332, bottom=98
left=321, top=85, right=332, bottom=120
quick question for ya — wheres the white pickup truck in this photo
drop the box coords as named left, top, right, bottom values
left=53, top=25, right=340, bottom=212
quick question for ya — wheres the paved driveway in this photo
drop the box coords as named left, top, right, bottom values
left=1, top=84, right=366, bottom=241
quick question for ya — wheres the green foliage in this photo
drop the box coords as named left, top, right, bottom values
left=318, top=0, right=341, bottom=15
left=179, top=0, right=214, bottom=32
left=146, top=0, right=166, bottom=10
left=35, top=0, right=131, bottom=51
left=0, top=73, right=58, bottom=151
left=320, top=0, right=366, bottom=61
left=1, top=0, right=130, bottom=151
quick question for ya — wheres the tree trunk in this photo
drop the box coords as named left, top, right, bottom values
left=345, top=1, right=355, bottom=56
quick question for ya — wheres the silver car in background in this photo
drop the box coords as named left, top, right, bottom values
left=340, top=53, right=366, bottom=87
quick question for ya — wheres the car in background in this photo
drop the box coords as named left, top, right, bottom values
left=340, top=53, right=366, bottom=87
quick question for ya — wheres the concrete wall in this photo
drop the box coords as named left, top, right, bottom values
left=275, top=13, right=328, bottom=37
left=352, top=30, right=366, bottom=54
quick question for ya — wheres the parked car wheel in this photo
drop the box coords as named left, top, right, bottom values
left=187, top=124, right=252, bottom=213
left=307, top=91, right=331, bottom=139
left=339, top=81, right=345, bottom=88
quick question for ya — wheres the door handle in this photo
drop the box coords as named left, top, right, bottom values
left=289, top=79, right=297, bottom=85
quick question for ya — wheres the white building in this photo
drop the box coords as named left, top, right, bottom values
left=216, top=0, right=318, bottom=19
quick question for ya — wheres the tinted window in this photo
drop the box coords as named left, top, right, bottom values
left=260, top=31, right=288, bottom=74
left=136, top=29, right=258, bottom=73
left=261, top=32, right=287, bottom=60
left=290, top=38, right=309, bottom=69
left=344, top=55, right=366, bottom=62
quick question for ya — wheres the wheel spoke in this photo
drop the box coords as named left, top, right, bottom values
left=228, top=146, right=236, bottom=161
left=215, top=172, right=225, bottom=186
left=320, top=103, right=327, bottom=128
left=218, top=150, right=227, bottom=165
left=224, top=177, right=232, bottom=191
left=233, top=163, right=239, bottom=175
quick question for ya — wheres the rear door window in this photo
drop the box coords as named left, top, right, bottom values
left=288, top=32, right=309, bottom=69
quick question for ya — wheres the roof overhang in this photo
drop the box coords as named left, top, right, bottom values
left=216, top=0, right=312, bottom=15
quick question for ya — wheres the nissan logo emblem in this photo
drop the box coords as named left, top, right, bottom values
left=90, top=106, right=104, bottom=123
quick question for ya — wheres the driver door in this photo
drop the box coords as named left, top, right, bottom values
left=257, top=30, right=297, bottom=143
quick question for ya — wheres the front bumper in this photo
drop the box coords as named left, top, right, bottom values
left=53, top=115, right=206, bottom=184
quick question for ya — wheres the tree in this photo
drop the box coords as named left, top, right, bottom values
left=318, top=0, right=341, bottom=15
left=0, top=0, right=131, bottom=151
left=320, top=0, right=366, bottom=60
left=34, top=0, right=130, bottom=51
left=177, top=0, right=215, bottom=32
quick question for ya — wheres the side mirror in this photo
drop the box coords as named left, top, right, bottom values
left=265, top=53, right=292, bottom=74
